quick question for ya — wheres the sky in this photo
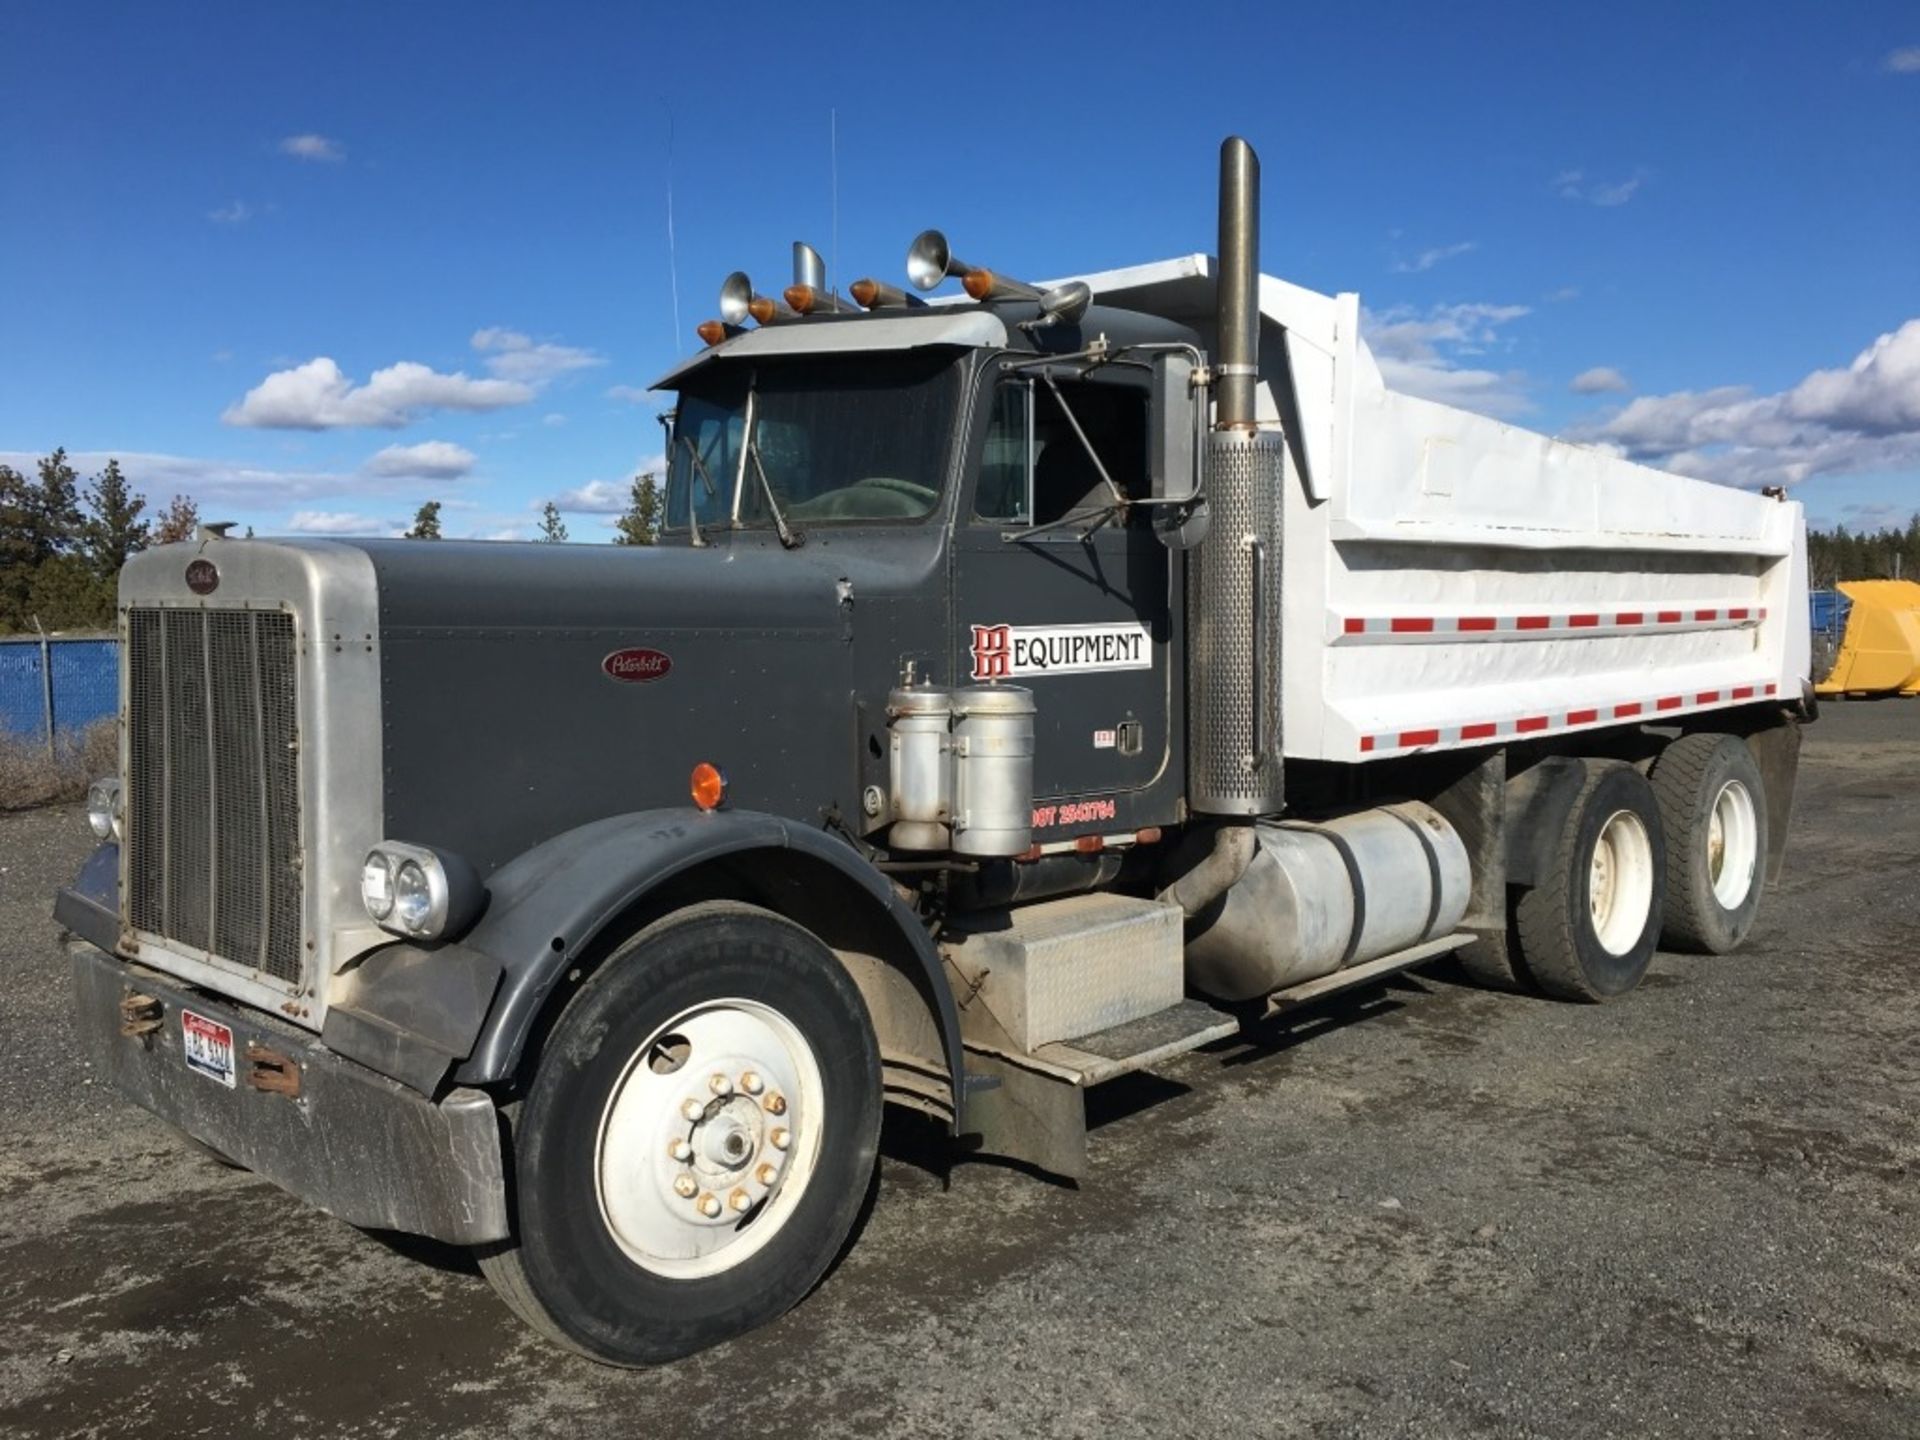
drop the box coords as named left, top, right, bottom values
left=2, top=1, right=1916, bottom=539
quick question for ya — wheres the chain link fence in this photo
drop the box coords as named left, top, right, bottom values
left=0, top=634, right=117, bottom=808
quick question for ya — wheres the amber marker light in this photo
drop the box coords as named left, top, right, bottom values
left=961, top=270, right=997, bottom=301
left=783, top=284, right=818, bottom=314
left=747, top=296, right=778, bottom=325
left=690, top=762, right=728, bottom=812
left=696, top=320, right=727, bottom=346
left=849, top=278, right=880, bottom=309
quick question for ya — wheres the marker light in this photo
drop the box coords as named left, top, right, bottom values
left=783, top=284, right=819, bottom=315
left=850, top=278, right=880, bottom=308
left=961, top=270, right=999, bottom=301
left=690, top=762, right=728, bottom=812
left=696, top=320, right=727, bottom=346
left=747, top=296, right=778, bottom=325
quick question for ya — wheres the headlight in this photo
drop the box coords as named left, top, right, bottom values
left=360, top=852, right=394, bottom=921
left=86, top=778, right=121, bottom=841
left=359, top=840, right=483, bottom=941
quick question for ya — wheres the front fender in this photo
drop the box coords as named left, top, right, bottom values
left=439, top=809, right=962, bottom=1104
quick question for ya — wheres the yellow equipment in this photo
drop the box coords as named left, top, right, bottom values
left=1815, top=579, right=1920, bottom=697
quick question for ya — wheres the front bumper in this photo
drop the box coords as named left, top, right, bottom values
left=70, top=941, right=509, bottom=1245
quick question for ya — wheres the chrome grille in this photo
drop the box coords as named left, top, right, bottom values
left=126, top=608, right=304, bottom=985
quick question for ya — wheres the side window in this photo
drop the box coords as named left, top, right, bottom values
left=974, top=376, right=1150, bottom=526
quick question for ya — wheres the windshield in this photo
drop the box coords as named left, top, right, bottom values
left=665, top=351, right=962, bottom=532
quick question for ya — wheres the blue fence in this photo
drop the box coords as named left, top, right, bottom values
left=0, top=636, right=118, bottom=743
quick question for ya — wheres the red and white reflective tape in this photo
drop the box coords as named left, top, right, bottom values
left=1357, top=680, right=1780, bottom=757
left=1332, top=605, right=1767, bottom=643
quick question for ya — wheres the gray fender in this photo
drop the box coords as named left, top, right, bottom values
left=427, top=809, right=963, bottom=1103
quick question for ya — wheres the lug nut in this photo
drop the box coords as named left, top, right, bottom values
left=764, top=1093, right=788, bottom=1116
left=673, top=1174, right=698, bottom=1198
left=709, top=1072, right=733, bottom=1096
left=668, top=1138, right=692, bottom=1162
left=728, top=1188, right=753, bottom=1213
left=697, top=1193, right=722, bottom=1218
left=756, top=1162, right=778, bottom=1186
left=740, top=1071, right=764, bottom=1095
left=770, top=1127, right=790, bottom=1151
left=681, top=1098, right=705, bottom=1122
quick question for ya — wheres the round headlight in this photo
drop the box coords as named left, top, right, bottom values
left=393, top=860, right=434, bottom=933
left=86, top=778, right=121, bottom=841
left=361, top=852, right=395, bottom=921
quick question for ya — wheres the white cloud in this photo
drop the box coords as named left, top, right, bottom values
left=0, top=450, right=357, bottom=506
left=542, top=412, right=567, bottom=428
left=1571, top=366, right=1631, bottom=395
left=286, top=510, right=393, bottom=535
left=553, top=479, right=631, bottom=513
left=471, top=526, right=528, bottom=541
left=1573, top=318, right=1920, bottom=488
left=554, top=453, right=668, bottom=513
left=208, top=200, right=254, bottom=225
left=365, top=440, right=476, bottom=479
left=223, top=357, right=534, bottom=429
left=1885, top=47, right=1920, bottom=73
left=607, top=384, right=653, bottom=405
left=280, top=133, right=344, bottom=163
left=1392, top=240, right=1477, bottom=274
left=1554, top=168, right=1646, bottom=206
left=471, top=328, right=604, bottom=385
left=1363, top=302, right=1534, bottom=418
left=1545, top=286, right=1581, bottom=303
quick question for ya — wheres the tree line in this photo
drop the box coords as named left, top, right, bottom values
left=0, top=450, right=200, bottom=633
left=1, top=450, right=665, bottom=634
left=1807, top=514, right=1920, bottom=590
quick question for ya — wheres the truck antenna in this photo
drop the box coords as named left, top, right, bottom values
left=830, top=107, right=839, bottom=301
left=666, top=109, right=683, bottom=352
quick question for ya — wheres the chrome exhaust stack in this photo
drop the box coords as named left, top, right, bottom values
left=1189, top=135, right=1285, bottom=816
left=784, top=241, right=858, bottom=315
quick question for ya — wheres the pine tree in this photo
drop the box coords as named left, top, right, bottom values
left=35, top=449, right=83, bottom=553
left=613, top=471, right=660, bottom=546
left=405, top=501, right=443, bottom=539
left=538, top=501, right=569, bottom=543
left=154, top=495, right=201, bottom=545
left=81, top=459, right=150, bottom=578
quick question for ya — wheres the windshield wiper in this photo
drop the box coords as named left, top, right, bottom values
left=747, top=440, right=804, bottom=549
left=677, top=434, right=717, bottom=548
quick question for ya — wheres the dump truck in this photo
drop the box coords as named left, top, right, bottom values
left=57, top=137, right=1813, bottom=1367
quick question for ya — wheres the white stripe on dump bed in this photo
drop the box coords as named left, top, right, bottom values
left=1357, top=681, right=1780, bottom=758
left=1330, top=606, right=1766, bottom=644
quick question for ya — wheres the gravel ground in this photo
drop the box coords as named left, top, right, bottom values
left=2, top=701, right=1917, bottom=1439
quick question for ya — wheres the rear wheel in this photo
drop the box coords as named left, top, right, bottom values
left=1514, top=763, right=1666, bottom=1001
left=477, top=902, right=881, bottom=1366
left=1651, top=732, right=1768, bottom=953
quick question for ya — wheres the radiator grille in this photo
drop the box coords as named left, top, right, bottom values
left=126, top=608, right=304, bottom=985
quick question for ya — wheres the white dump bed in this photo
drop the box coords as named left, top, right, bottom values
left=1068, top=256, right=1810, bottom=765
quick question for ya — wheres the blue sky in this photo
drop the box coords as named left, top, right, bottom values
left=2, top=1, right=1916, bottom=537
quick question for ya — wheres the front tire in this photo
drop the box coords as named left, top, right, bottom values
left=1514, top=762, right=1667, bottom=1002
left=1650, top=732, right=1768, bottom=953
left=478, top=902, right=882, bottom=1366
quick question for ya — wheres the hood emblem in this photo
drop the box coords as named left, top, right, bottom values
left=185, top=559, right=219, bottom=596
left=603, top=647, right=672, bottom=684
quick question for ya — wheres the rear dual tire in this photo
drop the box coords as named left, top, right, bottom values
left=1514, top=763, right=1666, bottom=1002
left=1650, top=733, right=1767, bottom=954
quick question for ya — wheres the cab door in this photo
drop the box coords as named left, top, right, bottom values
left=950, top=364, right=1175, bottom=826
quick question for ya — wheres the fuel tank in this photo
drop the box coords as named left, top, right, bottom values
left=1183, top=802, right=1472, bottom=1002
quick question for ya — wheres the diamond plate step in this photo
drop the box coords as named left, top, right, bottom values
left=943, top=892, right=1185, bottom=1052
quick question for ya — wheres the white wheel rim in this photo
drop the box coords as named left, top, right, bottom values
left=1589, top=809, right=1655, bottom=956
left=594, top=998, right=825, bottom=1280
left=1708, top=778, right=1759, bottom=910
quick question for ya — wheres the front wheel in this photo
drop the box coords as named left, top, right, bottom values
left=478, top=902, right=882, bottom=1366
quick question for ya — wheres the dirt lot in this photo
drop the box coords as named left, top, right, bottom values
left=2, top=703, right=1916, bottom=1439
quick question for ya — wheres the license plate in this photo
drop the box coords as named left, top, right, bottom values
left=181, top=1010, right=236, bottom=1088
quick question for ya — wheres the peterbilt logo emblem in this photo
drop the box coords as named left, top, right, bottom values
left=602, top=647, right=672, bottom=683
left=969, top=622, right=1151, bottom=680
left=184, top=559, right=219, bottom=595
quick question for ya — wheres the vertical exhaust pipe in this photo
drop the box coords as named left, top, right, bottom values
left=1215, top=137, right=1261, bottom=433
left=1190, top=135, right=1285, bottom=816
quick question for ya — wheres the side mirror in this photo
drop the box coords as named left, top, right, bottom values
left=1149, top=353, right=1207, bottom=549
